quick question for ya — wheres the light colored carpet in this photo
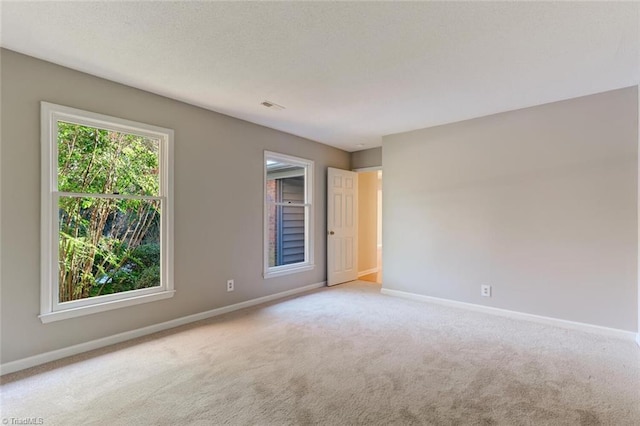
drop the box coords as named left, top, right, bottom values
left=1, top=281, right=639, bottom=425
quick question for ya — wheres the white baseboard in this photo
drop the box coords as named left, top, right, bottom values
left=357, top=268, right=379, bottom=278
left=380, top=288, right=637, bottom=341
left=0, top=281, right=326, bottom=376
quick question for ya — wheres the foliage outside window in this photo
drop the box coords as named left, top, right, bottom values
left=264, top=151, right=314, bottom=278
left=40, top=102, right=174, bottom=323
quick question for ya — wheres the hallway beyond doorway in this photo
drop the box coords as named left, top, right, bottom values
left=358, top=170, right=382, bottom=284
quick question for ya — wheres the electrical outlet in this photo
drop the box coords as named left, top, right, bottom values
left=481, top=285, right=491, bottom=297
left=227, top=279, right=234, bottom=292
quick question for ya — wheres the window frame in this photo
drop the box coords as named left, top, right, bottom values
left=40, top=102, right=174, bottom=323
left=263, top=151, right=314, bottom=279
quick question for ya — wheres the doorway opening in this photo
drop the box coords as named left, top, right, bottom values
left=357, top=170, right=382, bottom=284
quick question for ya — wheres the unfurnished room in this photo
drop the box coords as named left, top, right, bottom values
left=0, top=1, right=639, bottom=425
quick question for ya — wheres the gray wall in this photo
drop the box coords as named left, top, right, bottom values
left=351, top=147, right=381, bottom=170
left=383, top=87, right=638, bottom=331
left=0, top=49, right=350, bottom=363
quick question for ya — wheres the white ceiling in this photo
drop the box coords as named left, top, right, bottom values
left=1, top=2, right=638, bottom=152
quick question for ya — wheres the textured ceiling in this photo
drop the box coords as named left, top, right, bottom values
left=1, top=2, right=638, bottom=152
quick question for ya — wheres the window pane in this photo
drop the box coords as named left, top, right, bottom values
left=268, top=205, right=306, bottom=267
left=266, top=160, right=304, bottom=175
left=57, top=121, right=160, bottom=196
left=58, top=196, right=161, bottom=303
left=266, top=161, right=305, bottom=204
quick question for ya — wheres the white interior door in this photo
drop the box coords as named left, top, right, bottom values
left=327, top=167, right=358, bottom=286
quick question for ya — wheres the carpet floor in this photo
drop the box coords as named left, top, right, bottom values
left=1, top=281, right=639, bottom=425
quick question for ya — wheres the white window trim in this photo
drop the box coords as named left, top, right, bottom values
left=40, top=102, right=174, bottom=323
left=263, top=151, right=314, bottom=279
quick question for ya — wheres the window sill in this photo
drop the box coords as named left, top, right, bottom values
left=264, top=264, right=315, bottom=279
left=39, top=290, right=175, bottom=324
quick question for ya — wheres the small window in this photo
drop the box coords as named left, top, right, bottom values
left=40, top=102, right=174, bottom=323
left=264, top=151, right=314, bottom=278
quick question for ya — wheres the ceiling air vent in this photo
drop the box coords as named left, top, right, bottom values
left=261, top=100, right=285, bottom=111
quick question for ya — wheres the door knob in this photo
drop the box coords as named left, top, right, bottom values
left=329, top=231, right=335, bottom=235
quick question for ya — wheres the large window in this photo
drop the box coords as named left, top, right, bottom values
left=264, top=151, right=314, bottom=278
left=40, top=102, right=174, bottom=323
